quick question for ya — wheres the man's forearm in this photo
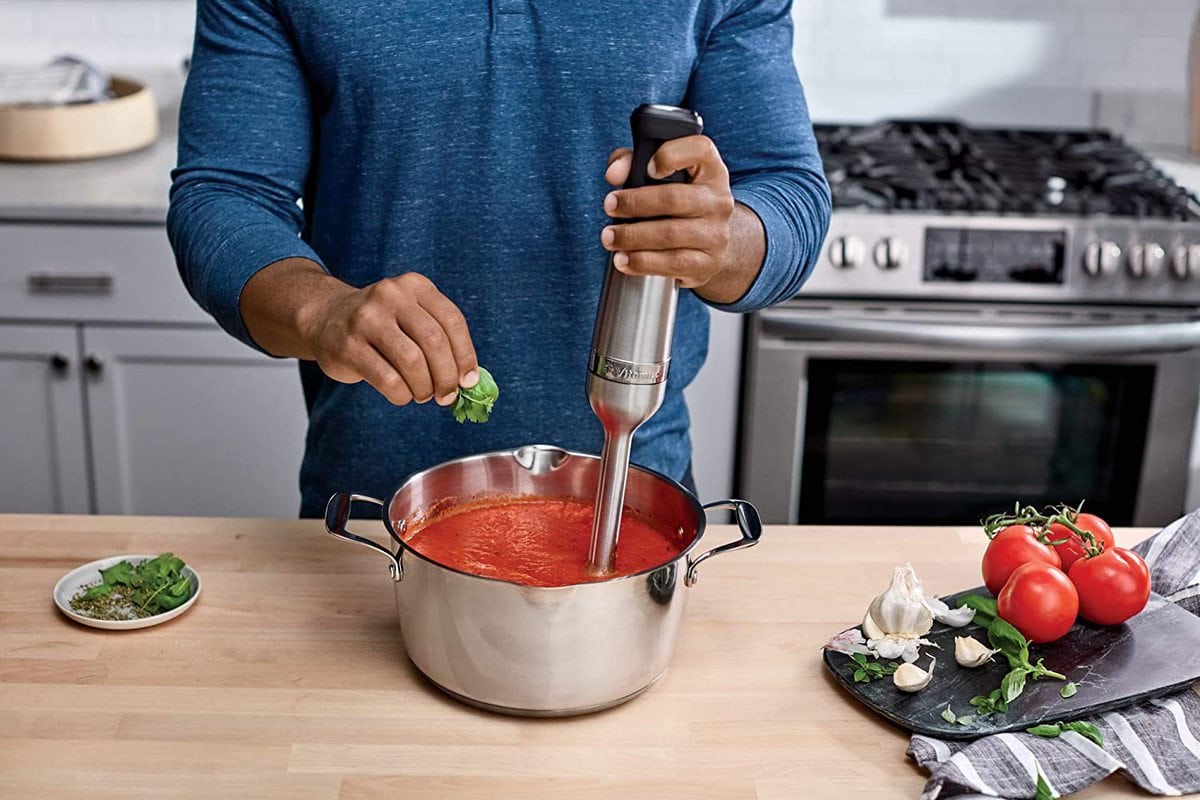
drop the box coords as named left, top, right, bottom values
left=241, top=257, right=354, bottom=359
left=695, top=202, right=765, bottom=305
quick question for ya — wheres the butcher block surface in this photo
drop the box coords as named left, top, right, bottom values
left=0, top=514, right=1169, bottom=798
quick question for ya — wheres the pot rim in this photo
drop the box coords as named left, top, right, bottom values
left=380, top=446, right=709, bottom=590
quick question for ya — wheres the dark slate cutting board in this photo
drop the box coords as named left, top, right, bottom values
left=823, top=588, right=1200, bottom=739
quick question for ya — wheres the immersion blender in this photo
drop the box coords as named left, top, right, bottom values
left=586, top=104, right=704, bottom=574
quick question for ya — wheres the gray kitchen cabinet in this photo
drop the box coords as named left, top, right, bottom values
left=82, top=326, right=308, bottom=518
left=0, top=324, right=90, bottom=513
left=1, top=220, right=310, bottom=518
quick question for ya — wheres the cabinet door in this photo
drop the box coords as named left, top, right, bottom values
left=84, top=326, right=308, bottom=517
left=0, top=324, right=90, bottom=513
left=684, top=309, right=743, bottom=500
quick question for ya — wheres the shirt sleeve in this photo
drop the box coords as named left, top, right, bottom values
left=683, top=0, right=832, bottom=313
left=167, top=0, right=324, bottom=352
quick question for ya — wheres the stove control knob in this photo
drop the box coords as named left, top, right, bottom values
left=1128, top=243, right=1166, bottom=279
left=873, top=237, right=909, bottom=270
left=1082, top=241, right=1121, bottom=277
left=828, top=236, right=866, bottom=269
left=1172, top=244, right=1200, bottom=280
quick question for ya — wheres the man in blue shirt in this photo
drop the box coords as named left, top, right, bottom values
left=168, top=0, right=830, bottom=517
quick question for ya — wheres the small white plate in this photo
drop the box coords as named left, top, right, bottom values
left=53, top=554, right=201, bottom=631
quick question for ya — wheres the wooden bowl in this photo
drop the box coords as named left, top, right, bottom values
left=0, top=76, right=159, bottom=162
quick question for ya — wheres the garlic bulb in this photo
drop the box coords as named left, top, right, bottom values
left=954, top=635, right=999, bottom=668
left=894, top=657, right=935, bottom=692
left=862, top=564, right=935, bottom=662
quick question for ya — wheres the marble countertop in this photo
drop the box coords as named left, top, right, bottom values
left=0, top=68, right=185, bottom=226
left=0, top=113, right=176, bottom=225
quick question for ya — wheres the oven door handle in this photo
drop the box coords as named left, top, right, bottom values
left=758, top=311, right=1200, bottom=356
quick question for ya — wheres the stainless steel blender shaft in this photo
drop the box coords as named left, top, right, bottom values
left=586, top=104, right=703, bottom=574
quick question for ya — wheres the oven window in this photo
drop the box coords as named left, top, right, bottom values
left=798, top=360, right=1154, bottom=526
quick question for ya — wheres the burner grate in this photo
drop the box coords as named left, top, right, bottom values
left=815, top=121, right=1200, bottom=220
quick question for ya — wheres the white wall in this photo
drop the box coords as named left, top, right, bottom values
left=2, top=0, right=1197, bottom=143
left=1, top=1, right=1196, bottom=143
left=794, top=0, right=1197, bottom=145
left=0, top=1, right=196, bottom=68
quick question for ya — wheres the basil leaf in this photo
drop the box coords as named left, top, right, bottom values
left=941, top=706, right=957, bottom=724
left=1062, top=721, right=1104, bottom=747
left=451, top=367, right=498, bottom=424
left=988, top=617, right=1030, bottom=666
left=1026, top=724, right=1063, bottom=738
left=956, top=716, right=974, bottom=726
left=1060, top=682, right=1078, bottom=699
left=1001, top=668, right=1028, bottom=703
left=1035, top=771, right=1055, bottom=800
left=99, top=560, right=137, bottom=587
left=853, top=669, right=868, bottom=683
left=957, top=594, right=998, bottom=622
left=850, top=653, right=868, bottom=667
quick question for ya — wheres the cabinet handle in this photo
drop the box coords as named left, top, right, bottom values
left=84, top=354, right=104, bottom=375
left=49, top=353, right=70, bottom=374
left=27, top=272, right=115, bottom=295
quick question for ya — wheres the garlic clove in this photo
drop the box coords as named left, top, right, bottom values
left=954, top=635, right=999, bottom=668
left=924, top=595, right=976, bottom=627
left=862, top=610, right=886, bottom=641
left=893, top=657, right=935, bottom=692
left=826, top=628, right=872, bottom=656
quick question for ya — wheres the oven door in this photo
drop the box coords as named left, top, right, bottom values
left=740, top=305, right=1200, bottom=527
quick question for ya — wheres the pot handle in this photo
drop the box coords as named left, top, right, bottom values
left=324, top=492, right=402, bottom=582
left=686, top=499, right=763, bottom=586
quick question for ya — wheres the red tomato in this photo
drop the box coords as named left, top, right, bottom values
left=1068, top=548, right=1151, bottom=626
left=982, top=525, right=1062, bottom=595
left=1048, top=512, right=1116, bottom=571
left=997, top=562, right=1079, bottom=643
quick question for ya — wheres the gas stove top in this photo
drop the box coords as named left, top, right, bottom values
left=801, top=120, right=1200, bottom=306
left=817, top=120, right=1199, bottom=219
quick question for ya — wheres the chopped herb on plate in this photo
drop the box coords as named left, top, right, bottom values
left=69, top=553, right=193, bottom=621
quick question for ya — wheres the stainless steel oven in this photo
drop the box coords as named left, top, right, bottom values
left=741, top=120, right=1200, bottom=527
left=740, top=301, right=1200, bottom=527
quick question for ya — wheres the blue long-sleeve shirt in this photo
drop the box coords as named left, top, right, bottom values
left=168, top=0, right=830, bottom=517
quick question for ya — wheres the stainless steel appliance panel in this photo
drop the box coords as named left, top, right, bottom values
left=741, top=303, right=1200, bottom=527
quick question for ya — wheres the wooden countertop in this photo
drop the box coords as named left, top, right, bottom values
left=0, top=515, right=1183, bottom=799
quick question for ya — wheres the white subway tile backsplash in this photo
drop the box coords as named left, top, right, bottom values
left=0, top=3, right=37, bottom=36
left=0, top=0, right=1195, bottom=143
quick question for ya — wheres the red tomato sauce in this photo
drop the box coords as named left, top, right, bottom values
left=404, top=497, right=689, bottom=587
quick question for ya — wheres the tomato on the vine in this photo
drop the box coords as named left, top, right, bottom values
left=1068, top=547, right=1151, bottom=626
left=997, top=561, right=1079, bottom=643
left=1048, top=512, right=1115, bottom=571
left=982, top=525, right=1061, bottom=595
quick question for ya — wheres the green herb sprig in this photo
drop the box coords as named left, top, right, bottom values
left=969, top=689, right=1009, bottom=716
left=941, top=705, right=974, bottom=726
left=451, top=367, right=499, bottom=424
left=70, top=553, right=192, bottom=620
left=845, top=652, right=900, bottom=684
left=1026, top=720, right=1104, bottom=747
left=957, top=594, right=1067, bottom=715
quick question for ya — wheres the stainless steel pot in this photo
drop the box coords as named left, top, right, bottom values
left=324, top=444, right=762, bottom=716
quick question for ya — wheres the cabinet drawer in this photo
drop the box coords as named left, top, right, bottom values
left=0, top=223, right=210, bottom=324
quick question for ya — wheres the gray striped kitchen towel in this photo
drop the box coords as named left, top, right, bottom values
left=908, top=510, right=1200, bottom=799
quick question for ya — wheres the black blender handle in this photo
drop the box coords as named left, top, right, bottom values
left=623, top=104, right=704, bottom=193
